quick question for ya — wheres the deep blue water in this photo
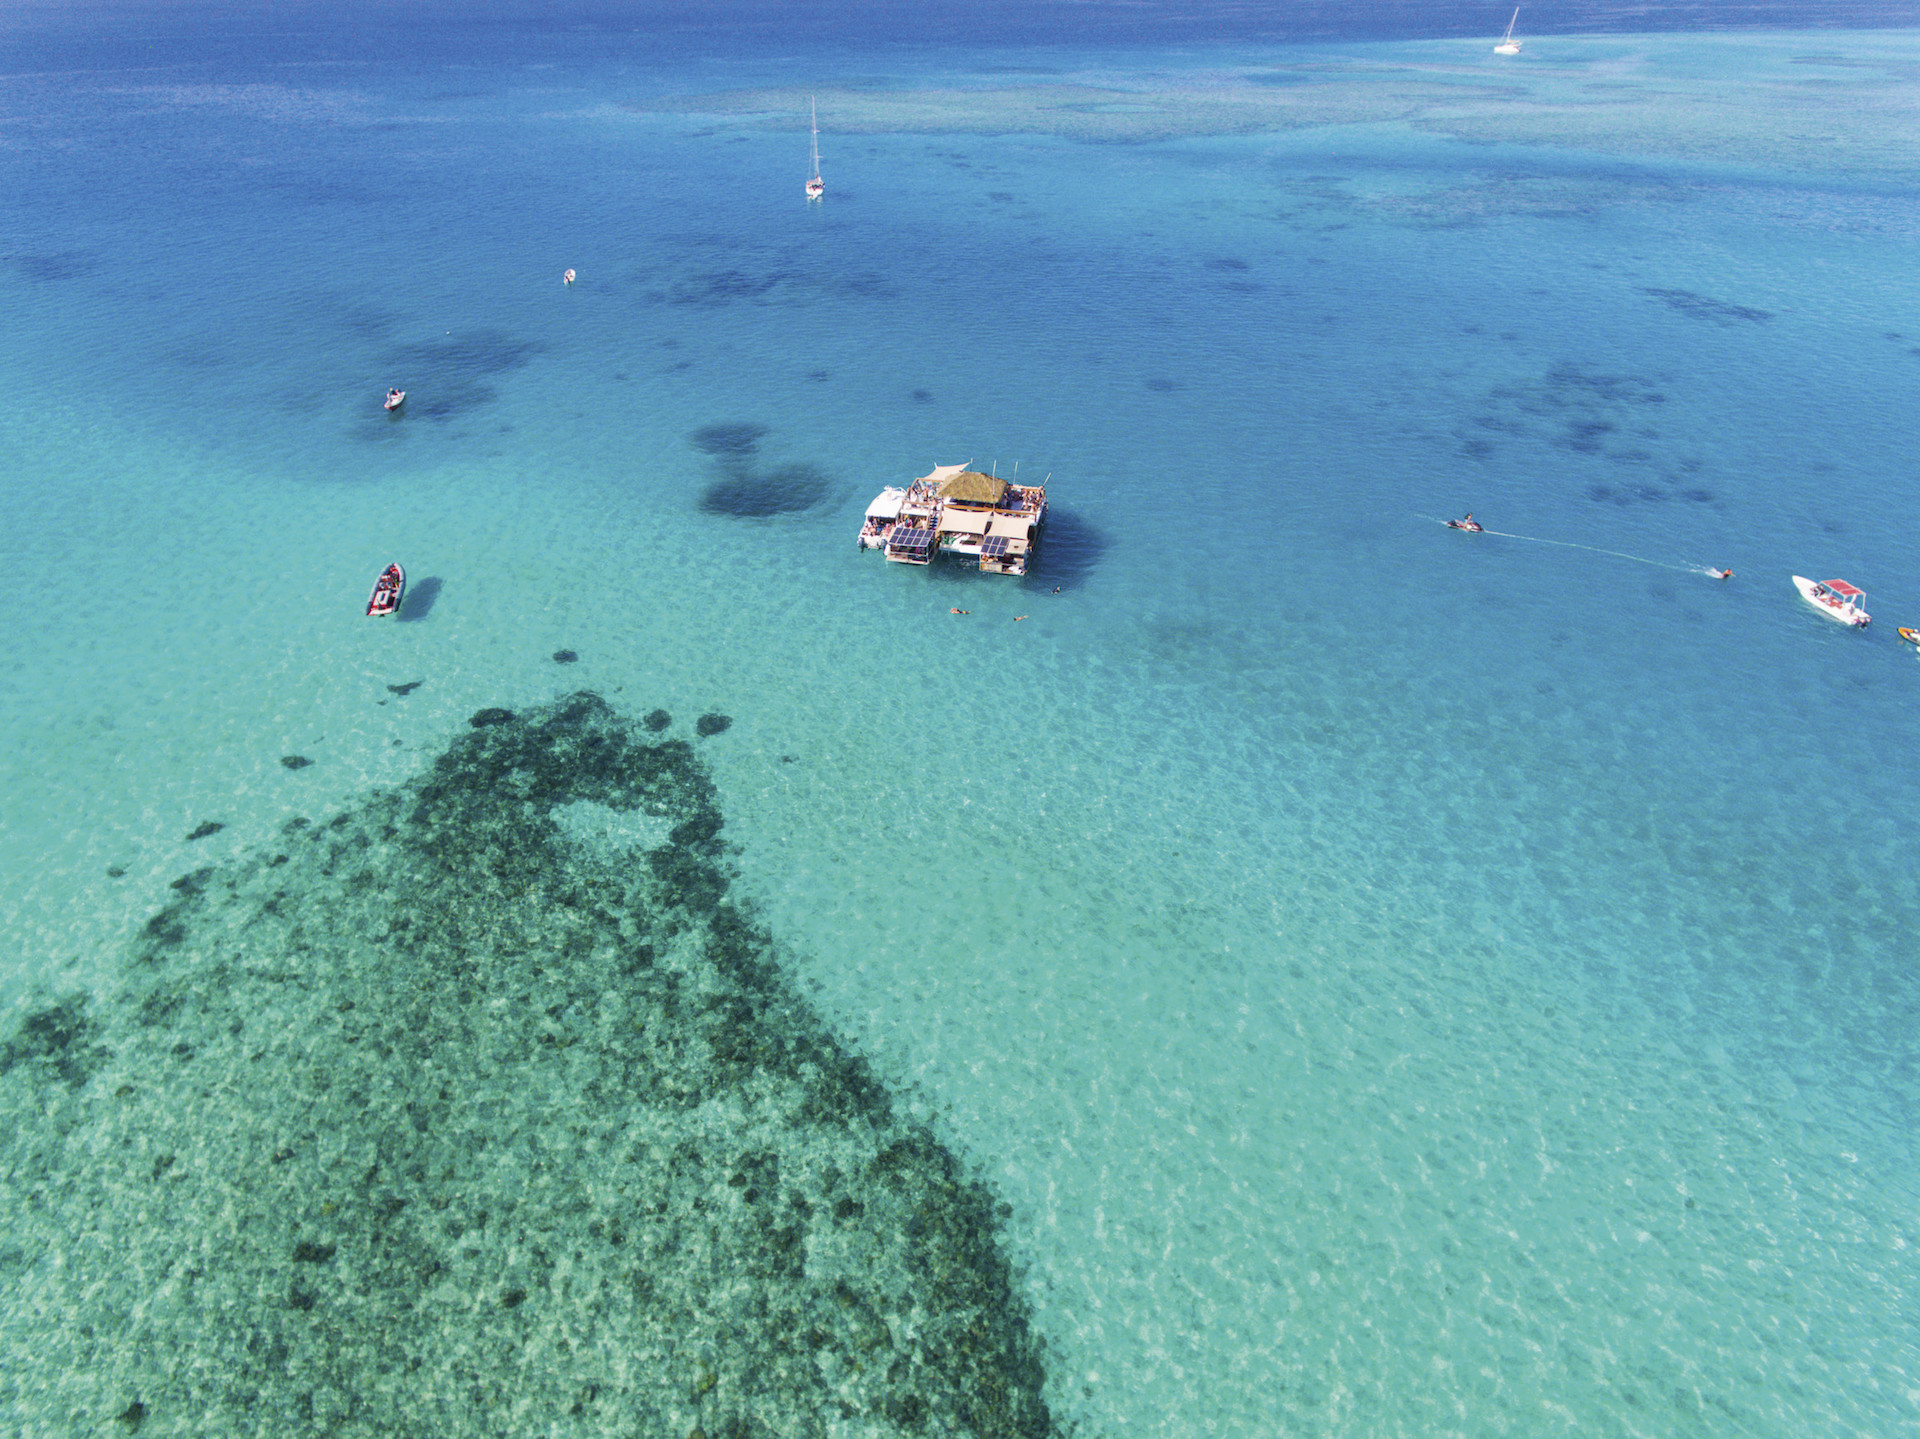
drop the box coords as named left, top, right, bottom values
left=11, top=0, right=1920, bottom=58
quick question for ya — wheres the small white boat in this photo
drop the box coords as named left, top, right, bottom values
left=1494, top=8, right=1522, bottom=54
left=1792, top=575, right=1870, bottom=627
left=563, top=268, right=575, bottom=285
left=384, top=388, right=405, bottom=412
left=805, top=96, right=825, bottom=200
left=858, top=486, right=907, bottom=548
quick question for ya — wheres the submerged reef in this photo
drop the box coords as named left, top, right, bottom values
left=0, top=693, right=1056, bottom=1438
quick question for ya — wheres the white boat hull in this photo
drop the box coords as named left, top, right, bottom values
left=1495, top=8, right=1521, bottom=54
left=1792, top=575, right=1870, bottom=626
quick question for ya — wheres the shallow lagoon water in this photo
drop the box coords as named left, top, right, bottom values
left=3, top=11, right=1919, bottom=1436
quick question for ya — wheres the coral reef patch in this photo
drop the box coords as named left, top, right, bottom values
left=376, top=330, right=544, bottom=422
left=690, top=424, right=833, bottom=519
left=0, top=693, right=1056, bottom=1439
left=701, top=462, right=832, bottom=518
left=1637, top=287, right=1772, bottom=326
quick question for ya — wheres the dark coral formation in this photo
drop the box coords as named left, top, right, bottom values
left=0, top=994, right=104, bottom=1090
left=376, top=330, right=544, bottom=422
left=700, top=461, right=832, bottom=518
left=689, top=424, right=832, bottom=519
left=689, top=422, right=768, bottom=458
left=1637, top=287, right=1772, bottom=326
left=0, top=693, right=1056, bottom=1439
left=696, top=713, right=733, bottom=737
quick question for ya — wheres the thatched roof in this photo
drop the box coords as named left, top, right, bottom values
left=936, top=470, right=1006, bottom=505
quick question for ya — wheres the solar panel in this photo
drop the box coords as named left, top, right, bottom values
left=891, top=527, right=933, bottom=550
left=980, top=536, right=1010, bottom=557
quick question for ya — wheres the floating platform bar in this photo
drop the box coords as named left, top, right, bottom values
left=858, top=462, right=1047, bottom=575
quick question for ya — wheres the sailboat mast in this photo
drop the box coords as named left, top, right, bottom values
left=1493, top=8, right=1521, bottom=54
left=804, top=95, right=825, bottom=198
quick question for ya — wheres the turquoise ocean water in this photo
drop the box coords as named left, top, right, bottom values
left=4, top=8, right=1919, bottom=1433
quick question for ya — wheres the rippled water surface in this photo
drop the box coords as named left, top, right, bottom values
left=3, top=7, right=1918, bottom=1435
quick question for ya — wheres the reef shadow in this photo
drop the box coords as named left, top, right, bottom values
left=4, top=251, right=100, bottom=282
left=1638, top=287, right=1772, bottom=326
left=377, top=330, right=545, bottom=423
left=690, top=425, right=833, bottom=519
left=0, top=693, right=1058, bottom=1439
left=701, top=462, right=832, bottom=518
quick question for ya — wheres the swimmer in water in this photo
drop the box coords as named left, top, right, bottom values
left=950, top=607, right=970, bottom=615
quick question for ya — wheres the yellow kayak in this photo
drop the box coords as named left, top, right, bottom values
left=1900, top=626, right=1920, bottom=645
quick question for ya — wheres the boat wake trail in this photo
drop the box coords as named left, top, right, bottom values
left=1420, top=515, right=1706, bottom=575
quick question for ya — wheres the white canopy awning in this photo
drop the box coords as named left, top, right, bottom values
left=865, top=488, right=906, bottom=520
left=986, top=515, right=1031, bottom=538
left=941, top=509, right=991, bottom=534
left=914, top=461, right=972, bottom=487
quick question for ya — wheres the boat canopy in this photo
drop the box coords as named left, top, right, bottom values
left=914, top=462, right=972, bottom=488
left=1824, top=579, right=1864, bottom=598
left=941, top=510, right=991, bottom=534
left=985, top=515, right=1031, bottom=538
left=937, top=470, right=1007, bottom=505
left=865, top=489, right=906, bottom=520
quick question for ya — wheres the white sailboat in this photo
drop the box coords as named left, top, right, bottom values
left=805, top=96, right=824, bottom=200
left=1494, top=8, right=1522, bottom=54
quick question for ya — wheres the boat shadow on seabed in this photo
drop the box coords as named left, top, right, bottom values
left=395, top=576, right=441, bottom=622
left=1020, top=509, right=1107, bottom=593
